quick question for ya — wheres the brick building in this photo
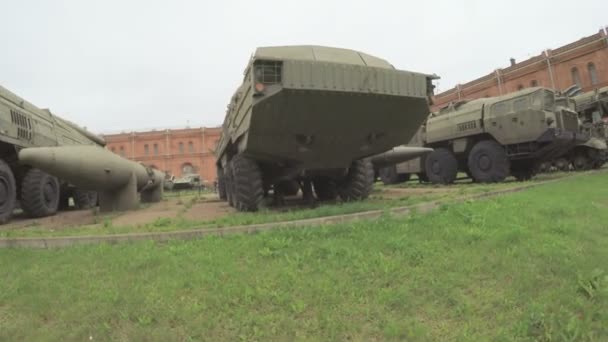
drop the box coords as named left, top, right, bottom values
left=432, top=27, right=608, bottom=111
left=102, top=127, right=221, bottom=183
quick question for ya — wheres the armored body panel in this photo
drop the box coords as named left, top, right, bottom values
left=216, top=46, right=436, bottom=211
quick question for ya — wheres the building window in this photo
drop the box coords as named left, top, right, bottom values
left=144, top=144, right=149, bottom=155
left=119, top=146, right=125, bottom=157
left=188, top=141, right=194, bottom=153
left=517, top=84, right=524, bottom=91
left=588, top=62, right=598, bottom=85
left=179, top=142, right=184, bottom=154
left=571, top=67, right=581, bottom=87
left=182, top=163, right=194, bottom=175
left=530, top=80, right=538, bottom=87
left=153, top=143, right=159, bottom=155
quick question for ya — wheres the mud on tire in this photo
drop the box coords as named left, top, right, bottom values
left=467, top=140, right=509, bottom=183
left=231, top=155, right=264, bottom=211
left=0, top=159, right=16, bottom=224
left=337, top=159, right=374, bottom=201
left=20, top=168, right=60, bottom=218
left=424, top=148, right=458, bottom=184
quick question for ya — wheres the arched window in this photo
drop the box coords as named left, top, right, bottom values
left=188, top=141, right=194, bottom=153
left=588, top=62, right=598, bottom=85
left=144, top=144, right=149, bottom=155
left=153, top=143, right=159, bottom=155
left=182, top=163, right=194, bottom=175
left=571, top=67, right=581, bottom=87
left=517, top=84, right=524, bottom=90
left=530, top=80, right=538, bottom=87
left=178, top=142, right=184, bottom=153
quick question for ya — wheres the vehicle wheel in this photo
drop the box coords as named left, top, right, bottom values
left=467, top=140, right=509, bottom=183
left=73, top=189, right=98, bottom=209
left=417, top=172, right=429, bottom=183
left=337, top=159, right=374, bottom=201
left=20, top=168, right=60, bottom=218
left=572, top=154, right=591, bottom=171
left=425, top=148, right=458, bottom=184
left=0, top=159, right=16, bottom=224
left=275, top=180, right=300, bottom=196
left=313, top=177, right=338, bottom=201
left=231, top=154, right=264, bottom=211
left=217, top=166, right=227, bottom=200
left=537, top=162, right=550, bottom=173
left=512, top=169, right=534, bottom=182
left=554, top=158, right=570, bottom=172
left=224, top=162, right=235, bottom=207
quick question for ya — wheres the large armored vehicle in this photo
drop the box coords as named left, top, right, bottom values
left=563, top=86, right=608, bottom=170
left=0, top=85, right=105, bottom=223
left=380, top=87, right=585, bottom=184
left=215, top=45, right=437, bottom=211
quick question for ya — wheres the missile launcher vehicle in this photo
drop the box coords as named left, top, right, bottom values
left=215, top=45, right=437, bottom=211
left=379, top=87, right=586, bottom=184
left=0, top=85, right=106, bottom=224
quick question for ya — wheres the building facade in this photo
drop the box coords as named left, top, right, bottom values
left=102, top=127, right=221, bottom=183
left=432, top=27, right=608, bottom=111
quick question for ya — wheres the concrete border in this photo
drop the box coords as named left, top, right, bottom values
left=0, top=173, right=590, bottom=249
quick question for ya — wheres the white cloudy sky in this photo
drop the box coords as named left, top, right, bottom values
left=1, top=0, right=606, bottom=133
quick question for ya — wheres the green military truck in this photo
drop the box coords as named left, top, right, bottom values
left=0, top=85, right=103, bottom=223
left=564, top=86, right=608, bottom=170
left=379, top=87, right=585, bottom=184
left=215, top=45, right=437, bottom=211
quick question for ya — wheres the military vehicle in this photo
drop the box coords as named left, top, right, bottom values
left=565, top=86, right=608, bottom=170
left=379, top=87, right=585, bottom=184
left=378, top=127, right=429, bottom=184
left=215, top=45, right=437, bottom=211
left=171, top=173, right=201, bottom=190
left=0, top=85, right=107, bottom=223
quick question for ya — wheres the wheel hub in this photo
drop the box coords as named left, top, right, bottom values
left=478, top=155, right=492, bottom=171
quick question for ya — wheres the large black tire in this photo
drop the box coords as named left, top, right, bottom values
left=313, top=177, right=338, bottom=201
left=231, top=155, right=264, bottom=211
left=275, top=180, right=300, bottom=196
left=73, top=189, right=98, bottom=209
left=467, top=140, right=509, bottom=183
left=379, top=165, right=410, bottom=185
left=0, top=159, right=16, bottom=224
left=572, top=154, right=590, bottom=171
left=217, top=167, right=227, bottom=200
left=337, top=159, right=374, bottom=201
left=424, top=148, right=458, bottom=184
left=554, top=158, right=570, bottom=172
left=20, top=168, right=60, bottom=218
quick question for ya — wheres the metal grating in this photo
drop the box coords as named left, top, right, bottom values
left=254, top=61, right=282, bottom=84
left=10, top=109, right=33, bottom=140
left=457, top=120, right=477, bottom=132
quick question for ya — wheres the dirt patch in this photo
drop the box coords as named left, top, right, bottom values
left=182, top=201, right=235, bottom=221
left=111, top=200, right=183, bottom=226
left=375, top=187, right=458, bottom=199
left=2, top=209, right=97, bottom=230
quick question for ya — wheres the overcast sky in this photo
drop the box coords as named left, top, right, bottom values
left=1, top=0, right=606, bottom=133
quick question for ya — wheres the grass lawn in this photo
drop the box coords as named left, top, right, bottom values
left=1, top=172, right=607, bottom=340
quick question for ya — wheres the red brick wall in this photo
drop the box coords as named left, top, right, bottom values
left=432, top=28, right=608, bottom=111
left=102, top=127, right=221, bottom=184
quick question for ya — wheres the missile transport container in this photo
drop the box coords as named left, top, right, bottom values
left=380, top=87, right=585, bottom=184
left=0, top=85, right=104, bottom=223
left=215, top=45, right=437, bottom=211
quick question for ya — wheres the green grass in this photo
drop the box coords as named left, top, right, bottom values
left=1, top=176, right=557, bottom=238
left=1, top=172, right=607, bottom=340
